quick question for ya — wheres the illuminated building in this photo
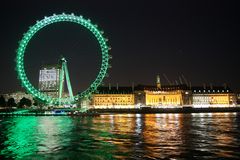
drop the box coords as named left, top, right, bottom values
left=192, top=86, right=237, bottom=107
left=91, top=84, right=237, bottom=108
left=38, top=58, right=75, bottom=105
left=145, top=90, right=184, bottom=106
left=134, top=85, right=192, bottom=107
left=39, top=64, right=61, bottom=97
left=91, top=84, right=192, bottom=108
left=3, top=91, right=33, bottom=103
left=134, top=76, right=192, bottom=107
left=91, top=86, right=135, bottom=108
left=236, top=92, right=240, bottom=104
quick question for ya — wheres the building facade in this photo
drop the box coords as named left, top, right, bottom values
left=145, top=90, right=184, bottom=107
left=3, top=91, right=33, bottom=103
left=236, top=92, right=240, bottom=104
left=39, top=64, right=61, bottom=97
left=91, top=85, right=237, bottom=108
left=2, top=83, right=237, bottom=108
left=192, top=87, right=237, bottom=107
left=91, top=86, right=135, bottom=108
left=91, top=85, right=192, bottom=108
left=134, top=85, right=192, bottom=107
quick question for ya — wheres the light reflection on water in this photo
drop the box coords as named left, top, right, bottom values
left=0, top=113, right=240, bottom=159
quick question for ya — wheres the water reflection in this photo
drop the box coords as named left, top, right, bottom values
left=182, top=113, right=240, bottom=159
left=0, top=117, right=116, bottom=159
left=0, top=117, right=74, bottom=159
left=0, top=117, right=38, bottom=159
left=36, top=117, right=73, bottom=154
left=94, top=113, right=240, bottom=159
left=1, top=113, right=240, bottom=159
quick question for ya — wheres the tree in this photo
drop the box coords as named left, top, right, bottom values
left=7, top=98, right=17, bottom=108
left=33, top=98, right=39, bottom=106
left=0, top=95, right=6, bottom=107
left=18, top=97, right=32, bottom=108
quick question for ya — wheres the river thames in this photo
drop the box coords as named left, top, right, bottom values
left=0, top=113, right=240, bottom=159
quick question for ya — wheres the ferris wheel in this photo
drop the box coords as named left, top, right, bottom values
left=16, top=13, right=111, bottom=105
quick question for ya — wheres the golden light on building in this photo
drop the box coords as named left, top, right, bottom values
left=145, top=90, right=183, bottom=107
left=92, top=94, right=135, bottom=108
left=92, top=85, right=193, bottom=108
left=192, top=87, right=237, bottom=107
left=135, top=84, right=191, bottom=107
left=92, top=86, right=135, bottom=108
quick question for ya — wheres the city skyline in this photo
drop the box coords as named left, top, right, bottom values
left=0, top=0, right=239, bottom=94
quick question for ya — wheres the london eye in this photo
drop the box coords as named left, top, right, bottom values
left=16, top=13, right=110, bottom=105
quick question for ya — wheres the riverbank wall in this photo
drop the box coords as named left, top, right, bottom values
left=90, top=107, right=240, bottom=114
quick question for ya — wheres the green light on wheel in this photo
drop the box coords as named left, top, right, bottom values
left=16, top=13, right=110, bottom=105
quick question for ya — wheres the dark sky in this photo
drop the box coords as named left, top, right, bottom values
left=0, top=0, right=239, bottom=94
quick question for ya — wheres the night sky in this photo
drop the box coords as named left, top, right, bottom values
left=0, top=0, right=239, bottom=94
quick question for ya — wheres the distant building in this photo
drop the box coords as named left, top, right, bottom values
left=91, top=84, right=192, bottom=108
left=91, top=86, right=135, bottom=108
left=134, top=84, right=192, bottom=107
left=237, top=92, right=240, bottom=104
left=192, top=86, right=237, bottom=107
left=39, top=64, right=61, bottom=97
left=90, top=83, right=238, bottom=108
left=3, top=91, right=33, bottom=103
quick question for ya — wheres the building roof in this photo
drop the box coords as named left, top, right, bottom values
left=134, top=84, right=189, bottom=91
left=95, top=84, right=189, bottom=94
left=95, top=86, right=134, bottom=94
left=95, top=84, right=234, bottom=94
left=191, top=86, right=233, bottom=94
left=41, top=64, right=60, bottom=69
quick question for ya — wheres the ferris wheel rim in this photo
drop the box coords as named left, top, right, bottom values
left=16, top=13, right=110, bottom=105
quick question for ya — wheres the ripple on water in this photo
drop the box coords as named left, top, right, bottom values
left=0, top=113, right=240, bottom=159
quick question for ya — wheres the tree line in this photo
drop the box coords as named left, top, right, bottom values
left=0, top=95, right=34, bottom=108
